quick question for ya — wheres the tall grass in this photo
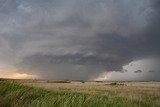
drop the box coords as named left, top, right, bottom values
left=0, top=80, right=160, bottom=107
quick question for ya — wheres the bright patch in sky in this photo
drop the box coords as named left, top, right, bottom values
left=94, top=58, right=160, bottom=81
left=0, top=63, right=38, bottom=79
left=0, top=73, right=38, bottom=79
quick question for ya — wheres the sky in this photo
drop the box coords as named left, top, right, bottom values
left=0, top=0, right=160, bottom=81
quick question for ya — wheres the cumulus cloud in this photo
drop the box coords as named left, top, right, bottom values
left=0, top=0, right=160, bottom=80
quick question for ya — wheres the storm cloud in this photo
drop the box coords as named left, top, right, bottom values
left=148, top=70, right=155, bottom=73
left=0, top=0, right=160, bottom=80
left=134, top=70, right=142, bottom=73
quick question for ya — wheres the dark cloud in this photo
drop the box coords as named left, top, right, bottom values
left=122, top=69, right=128, bottom=73
left=148, top=70, right=155, bottom=73
left=0, top=0, right=160, bottom=80
left=0, top=0, right=18, bottom=14
left=134, top=70, right=143, bottom=73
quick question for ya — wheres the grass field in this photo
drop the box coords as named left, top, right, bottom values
left=0, top=79, right=160, bottom=107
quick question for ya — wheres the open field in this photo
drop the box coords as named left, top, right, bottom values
left=0, top=79, right=160, bottom=107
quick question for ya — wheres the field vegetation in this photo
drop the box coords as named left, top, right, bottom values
left=0, top=79, right=160, bottom=107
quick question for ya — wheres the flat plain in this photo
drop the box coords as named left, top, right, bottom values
left=0, top=79, right=160, bottom=107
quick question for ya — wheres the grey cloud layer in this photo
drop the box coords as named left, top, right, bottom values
left=0, top=0, right=160, bottom=80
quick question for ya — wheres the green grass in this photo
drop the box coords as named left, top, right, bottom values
left=0, top=80, right=160, bottom=107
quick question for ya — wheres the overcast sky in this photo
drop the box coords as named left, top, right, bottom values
left=0, top=0, right=160, bottom=80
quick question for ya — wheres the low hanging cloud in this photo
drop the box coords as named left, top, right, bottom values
left=0, top=0, right=160, bottom=80
left=148, top=70, right=155, bottom=73
left=134, top=70, right=143, bottom=73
